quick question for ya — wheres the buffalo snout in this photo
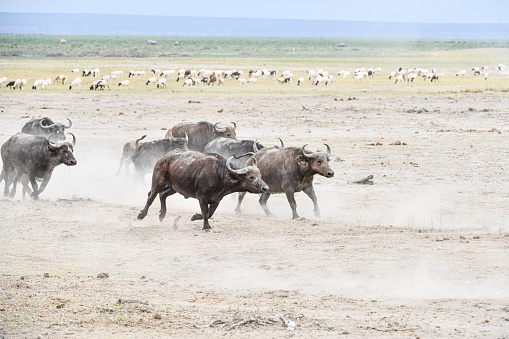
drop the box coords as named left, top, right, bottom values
left=325, top=171, right=334, bottom=178
left=261, top=185, right=269, bottom=192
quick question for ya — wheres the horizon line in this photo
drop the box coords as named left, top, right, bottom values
left=1, top=12, right=508, bottom=26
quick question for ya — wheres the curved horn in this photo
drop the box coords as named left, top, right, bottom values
left=169, top=131, right=175, bottom=142
left=39, top=118, right=52, bottom=129
left=69, top=133, right=76, bottom=148
left=184, top=132, right=189, bottom=144
left=278, top=137, right=284, bottom=149
left=214, top=122, right=226, bottom=133
left=231, top=121, right=237, bottom=130
left=324, top=143, right=331, bottom=157
left=226, top=156, right=249, bottom=175
left=64, top=118, right=72, bottom=129
left=249, top=156, right=258, bottom=168
left=300, top=144, right=314, bottom=159
left=47, top=133, right=60, bottom=149
left=253, top=139, right=259, bottom=153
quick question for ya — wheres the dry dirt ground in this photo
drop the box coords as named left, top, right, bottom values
left=1, top=91, right=509, bottom=338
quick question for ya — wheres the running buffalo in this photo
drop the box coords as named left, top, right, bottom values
left=137, top=150, right=268, bottom=231
left=21, top=117, right=72, bottom=141
left=236, top=144, right=334, bottom=219
left=132, top=132, right=188, bottom=179
left=1, top=133, right=77, bottom=199
left=164, top=121, right=237, bottom=152
left=204, top=138, right=265, bottom=168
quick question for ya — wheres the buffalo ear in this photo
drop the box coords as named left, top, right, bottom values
left=296, top=156, right=308, bottom=167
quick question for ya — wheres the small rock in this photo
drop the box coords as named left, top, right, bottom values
left=473, top=235, right=481, bottom=240
left=97, top=273, right=109, bottom=279
left=154, top=313, right=162, bottom=320
left=44, top=273, right=50, bottom=278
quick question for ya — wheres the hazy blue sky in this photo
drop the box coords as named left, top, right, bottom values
left=1, top=0, right=508, bottom=24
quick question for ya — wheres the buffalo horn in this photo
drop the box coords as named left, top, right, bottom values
left=231, top=121, right=237, bottom=130
left=47, top=133, right=60, bottom=149
left=300, top=144, right=314, bottom=159
left=214, top=122, right=226, bottom=133
left=253, top=139, right=259, bottom=153
left=278, top=137, right=284, bottom=149
left=64, top=118, right=72, bottom=129
left=324, top=143, right=331, bottom=157
left=40, top=118, right=53, bottom=129
left=69, top=133, right=76, bottom=148
left=226, top=156, right=249, bottom=175
left=184, top=132, right=189, bottom=144
left=169, top=131, right=175, bottom=142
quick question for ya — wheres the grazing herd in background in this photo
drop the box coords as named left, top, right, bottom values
left=1, top=118, right=334, bottom=231
left=0, top=63, right=505, bottom=92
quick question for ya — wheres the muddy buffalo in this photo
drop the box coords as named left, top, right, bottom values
left=164, top=121, right=237, bottom=152
left=21, top=117, right=72, bottom=141
left=236, top=144, right=334, bottom=219
left=137, top=149, right=268, bottom=231
left=1, top=133, right=77, bottom=199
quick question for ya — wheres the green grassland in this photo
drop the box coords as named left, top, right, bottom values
left=0, top=36, right=508, bottom=97
left=1, top=35, right=508, bottom=59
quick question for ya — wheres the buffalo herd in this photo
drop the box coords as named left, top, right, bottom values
left=1, top=118, right=335, bottom=231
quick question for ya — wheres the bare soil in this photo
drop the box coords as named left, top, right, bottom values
left=1, top=92, right=508, bottom=338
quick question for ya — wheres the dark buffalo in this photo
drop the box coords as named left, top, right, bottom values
left=236, top=144, right=334, bottom=219
left=116, top=135, right=146, bottom=176
left=204, top=138, right=264, bottom=168
left=21, top=117, right=72, bottom=141
left=5, top=81, right=15, bottom=88
left=203, top=138, right=286, bottom=168
left=1, top=133, right=77, bottom=199
left=137, top=150, right=268, bottom=231
left=164, top=121, right=237, bottom=152
left=132, top=132, right=188, bottom=178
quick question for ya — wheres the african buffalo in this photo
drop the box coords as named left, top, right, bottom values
left=236, top=144, right=334, bottom=219
left=1, top=133, right=77, bottom=199
left=204, top=138, right=264, bottom=168
left=137, top=150, right=268, bottom=231
left=116, top=135, right=146, bottom=176
left=164, top=121, right=237, bottom=152
left=21, top=117, right=72, bottom=141
left=132, top=132, right=188, bottom=179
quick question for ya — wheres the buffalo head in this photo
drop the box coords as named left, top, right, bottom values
left=39, top=118, right=72, bottom=141
left=299, top=144, right=334, bottom=178
left=226, top=155, right=268, bottom=193
left=48, top=133, right=77, bottom=166
left=214, top=122, right=237, bottom=139
left=169, top=132, right=189, bottom=150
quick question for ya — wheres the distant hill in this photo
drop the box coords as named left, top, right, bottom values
left=1, top=12, right=508, bottom=39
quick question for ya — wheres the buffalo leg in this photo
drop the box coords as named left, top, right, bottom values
left=137, top=189, right=159, bottom=220
left=207, top=202, right=220, bottom=218
left=9, top=171, right=23, bottom=198
left=33, top=174, right=52, bottom=199
left=199, top=199, right=212, bottom=231
left=303, top=185, right=320, bottom=218
left=115, top=157, right=125, bottom=176
left=284, top=191, right=301, bottom=220
left=234, top=192, right=246, bottom=214
left=2, top=165, right=14, bottom=197
left=158, top=187, right=176, bottom=222
left=259, top=193, right=274, bottom=217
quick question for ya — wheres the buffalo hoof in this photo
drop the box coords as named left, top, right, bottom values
left=191, top=213, right=203, bottom=221
left=137, top=211, right=147, bottom=220
left=159, top=213, right=166, bottom=222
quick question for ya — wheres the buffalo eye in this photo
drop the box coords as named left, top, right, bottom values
left=250, top=176, right=255, bottom=180
left=317, top=160, right=322, bottom=164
